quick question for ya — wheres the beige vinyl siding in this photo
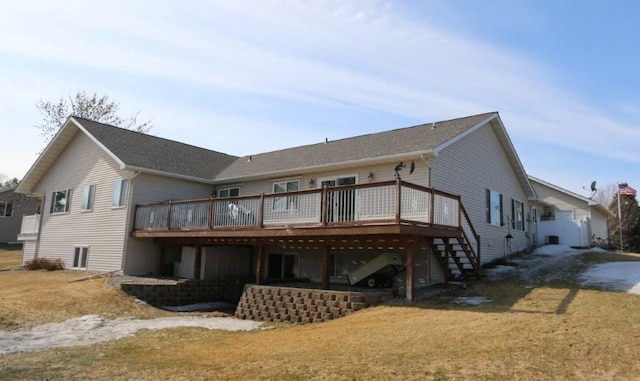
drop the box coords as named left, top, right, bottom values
left=124, top=174, right=216, bottom=275
left=219, top=160, right=430, bottom=197
left=430, top=122, right=530, bottom=263
left=131, top=174, right=214, bottom=205
left=29, top=131, right=135, bottom=272
left=531, top=182, right=591, bottom=220
left=21, top=241, right=37, bottom=263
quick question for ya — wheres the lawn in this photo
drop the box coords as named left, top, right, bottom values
left=1, top=250, right=640, bottom=380
left=0, top=246, right=22, bottom=269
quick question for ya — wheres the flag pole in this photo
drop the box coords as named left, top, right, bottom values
left=618, top=184, right=623, bottom=251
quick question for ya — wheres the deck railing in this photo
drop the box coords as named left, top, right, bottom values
left=19, top=214, right=40, bottom=235
left=133, top=180, right=468, bottom=232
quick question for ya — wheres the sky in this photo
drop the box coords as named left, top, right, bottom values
left=1, top=0, right=638, bottom=198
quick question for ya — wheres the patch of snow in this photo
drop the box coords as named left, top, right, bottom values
left=579, top=262, right=640, bottom=295
left=485, top=245, right=640, bottom=296
left=483, top=265, right=516, bottom=279
left=0, top=315, right=263, bottom=355
left=451, top=296, right=491, bottom=306
left=532, top=244, right=578, bottom=256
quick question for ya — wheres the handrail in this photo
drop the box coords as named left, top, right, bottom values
left=133, top=180, right=475, bottom=237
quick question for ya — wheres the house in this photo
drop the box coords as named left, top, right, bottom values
left=529, top=176, right=611, bottom=248
left=0, top=186, right=39, bottom=244
left=17, top=112, right=538, bottom=301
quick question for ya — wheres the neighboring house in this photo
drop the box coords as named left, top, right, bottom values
left=17, top=112, right=539, bottom=300
left=0, top=186, right=39, bottom=244
left=529, top=176, right=611, bottom=248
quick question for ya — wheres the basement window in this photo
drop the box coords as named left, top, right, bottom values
left=73, top=247, right=88, bottom=269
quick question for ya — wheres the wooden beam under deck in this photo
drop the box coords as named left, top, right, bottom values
left=131, top=223, right=461, bottom=242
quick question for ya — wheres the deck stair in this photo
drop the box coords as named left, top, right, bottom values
left=430, top=234, right=481, bottom=281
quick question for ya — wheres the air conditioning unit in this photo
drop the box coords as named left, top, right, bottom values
left=546, top=235, right=559, bottom=245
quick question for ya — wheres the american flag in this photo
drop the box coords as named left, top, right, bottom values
left=619, top=184, right=637, bottom=197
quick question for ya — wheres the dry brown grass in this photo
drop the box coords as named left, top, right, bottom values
left=0, top=246, right=22, bottom=269
left=0, top=270, right=177, bottom=330
left=2, top=251, right=640, bottom=380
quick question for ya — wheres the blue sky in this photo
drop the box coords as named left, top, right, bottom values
left=1, top=0, right=638, bottom=198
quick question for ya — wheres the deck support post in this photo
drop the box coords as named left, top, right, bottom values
left=322, top=245, right=331, bottom=290
left=256, top=244, right=266, bottom=285
left=406, top=237, right=418, bottom=302
left=194, top=244, right=202, bottom=280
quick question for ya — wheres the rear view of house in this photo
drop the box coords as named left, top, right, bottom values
left=15, top=111, right=586, bottom=303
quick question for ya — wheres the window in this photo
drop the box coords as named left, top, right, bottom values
left=217, top=187, right=240, bottom=198
left=273, top=180, right=299, bottom=211
left=0, top=201, right=13, bottom=217
left=112, top=179, right=129, bottom=207
left=531, top=208, right=538, bottom=223
left=329, top=252, right=350, bottom=277
left=486, top=189, right=503, bottom=226
left=50, top=189, right=72, bottom=214
left=512, top=199, right=525, bottom=231
left=267, top=253, right=298, bottom=279
left=81, top=184, right=96, bottom=211
left=73, top=247, right=88, bottom=269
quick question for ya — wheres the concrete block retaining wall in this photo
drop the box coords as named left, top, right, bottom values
left=235, top=284, right=394, bottom=324
left=120, top=279, right=248, bottom=306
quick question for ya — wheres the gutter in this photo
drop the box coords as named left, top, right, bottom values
left=122, top=165, right=214, bottom=185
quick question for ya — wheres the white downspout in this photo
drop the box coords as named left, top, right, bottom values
left=120, top=171, right=142, bottom=274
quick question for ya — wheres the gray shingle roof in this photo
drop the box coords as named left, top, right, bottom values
left=76, top=118, right=238, bottom=180
left=215, top=112, right=497, bottom=180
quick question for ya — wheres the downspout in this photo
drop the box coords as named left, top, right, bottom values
left=32, top=195, right=46, bottom=260
left=120, top=170, right=142, bottom=274
left=420, top=152, right=433, bottom=188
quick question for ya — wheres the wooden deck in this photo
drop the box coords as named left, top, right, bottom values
left=131, top=180, right=473, bottom=242
left=131, top=180, right=482, bottom=300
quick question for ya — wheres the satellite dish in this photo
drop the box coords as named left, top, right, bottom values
left=394, top=161, right=405, bottom=180
left=590, top=181, right=597, bottom=192
left=409, top=161, right=415, bottom=175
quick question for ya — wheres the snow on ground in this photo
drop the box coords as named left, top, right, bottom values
left=0, top=315, right=263, bottom=355
left=579, top=262, right=640, bottom=294
left=484, top=245, right=640, bottom=295
left=455, top=245, right=639, bottom=305
left=451, top=296, right=492, bottom=305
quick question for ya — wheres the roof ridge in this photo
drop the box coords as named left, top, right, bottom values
left=237, top=111, right=497, bottom=158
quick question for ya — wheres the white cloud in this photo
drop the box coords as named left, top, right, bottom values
left=0, top=0, right=638, bottom=185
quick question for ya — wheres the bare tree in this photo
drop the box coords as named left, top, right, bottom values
left=35, top=91, right=152, bottom=146
left=0, top=174, right=19, bottom=189
left=594, top=182, right=618, bottom=207
left=607, top=184, right=640, bottom=251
